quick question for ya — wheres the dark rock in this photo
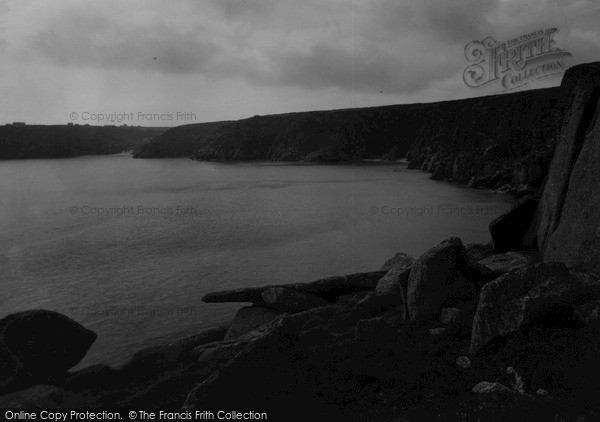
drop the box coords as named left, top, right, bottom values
left=430, top=162, right=446, bottom=180
left=465, top=243, right=494, bottom=262
left=429, top=327, right=446, bottom=336
left=515, top=184, right=536, bottom=198
left=477, top=251, right=533, bottom=276
left=536, top=62, right=600, bottom=274
left=380, top=252, right=415, bottom=272
left=260, top=287, right=328, bottom=313
left=193, top=337, right=256, bottom=369
left=63, top=364, right=116, bottom=391
left=0, top=310, right=96, bottom=381
left=0, top=341, right=25, bottom=394
left=224, top=306, right=282, bottom=340
left=375, top=267, right=410, bottom=297
left=202, top=271, right=386, bottom=304
left=408, top=158, right=423, bottom=169
left=575, top=300, right=600, bottom=323
left=456, top=356, right=471, bottom=369
left=120, top=325, right=228, bottom=373
left=0, top=384, right=66, bottom=408
left=472, top=381, right=518, bottom=397
left=489, top=196, right=538, bottom=252
left=470, top=263, right=600, bottom=355
left=183, top=315, right=301, bottom=411
left=440, top=307, right=461, bottom=325
left=407, top=237, right=471, bottom=321
left=483, top=145, right=511, bottom=160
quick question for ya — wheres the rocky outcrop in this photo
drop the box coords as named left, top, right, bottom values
left=0, top=310, right=96, bottom=386
left=535, top=62, right=600, bottom=274
left=201, top=271, right=386, bottom=304
left=469, top=263, right=600, bottom=355
left=406, top=89, right=558, bottom=192
left=3, top=235, right=600, bottom=419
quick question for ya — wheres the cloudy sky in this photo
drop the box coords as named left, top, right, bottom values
left=0, top=0, right=599, bottom=126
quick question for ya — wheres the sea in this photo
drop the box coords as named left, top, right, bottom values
left=0, top=155, right=513, bottom=367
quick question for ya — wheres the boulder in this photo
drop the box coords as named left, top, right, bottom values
left=489, top=196, right=538, bottom=252
left=477, top=251, right=533, bottom=276
left=407, top=237, right=471, bottom=321
left=380, top=252, right=415, bottom=272
left=260, top=287, right=328, bottom=313
left=536, top=62, right=600, bottom=274
left=469, top=263, right=600, bottom=355
left=0, top=310, right=97, bottom=381
left=224, top=306, right=282, bottom=340
left=354, top=267, right=410, bottom=318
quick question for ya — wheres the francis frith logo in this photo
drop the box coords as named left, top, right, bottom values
left=463, top=27, right=572, bottom=90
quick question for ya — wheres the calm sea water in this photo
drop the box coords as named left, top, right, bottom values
left=0, top=155, right=513, bottom=368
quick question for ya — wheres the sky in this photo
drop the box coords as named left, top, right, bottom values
left=0, top=0, right=599, bottom=126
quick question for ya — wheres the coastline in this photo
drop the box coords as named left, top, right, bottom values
left=2, top=61, right=600, bottom=420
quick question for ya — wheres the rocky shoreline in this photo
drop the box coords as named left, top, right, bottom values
left=2, top=62, right=599, bottom=420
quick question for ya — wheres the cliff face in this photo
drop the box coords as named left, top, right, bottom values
left=0, top=125, right=166, bottom=159
left=535, top=62, right=600, bottom=274
left=133, top=89, right=559, bottom=172
left=406, top=88, right=559, bottom=192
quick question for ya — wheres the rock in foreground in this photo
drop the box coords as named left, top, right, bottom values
left=0, top=310, right=97, bottom=384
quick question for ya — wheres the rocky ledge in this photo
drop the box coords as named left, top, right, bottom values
left=2, top=62, right=599, bottom=420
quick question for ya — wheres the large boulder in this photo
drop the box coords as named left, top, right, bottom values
left=489, top=196, right=538, bottom=252
left=260, top=287, right=328, bottom=313
left=0, top=310, right=97, bottom=381
left=224, top=306, right=282, bottom=340
left=536, top=62, right=600, bottom=274
left=407, top=237, right=472, bottom=321
left=357, top=267, right=411, bottom=319
left=470, top=263, right=600, bottom=355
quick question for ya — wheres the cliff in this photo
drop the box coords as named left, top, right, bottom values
left=133, top=89, right=559, bottom=173
left=0, top=125, right=167, bottom=159
left=534, top=62, right=600, bottom=274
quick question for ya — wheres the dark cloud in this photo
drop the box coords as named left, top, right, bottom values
left=3, top=0, right=600, bottom=102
